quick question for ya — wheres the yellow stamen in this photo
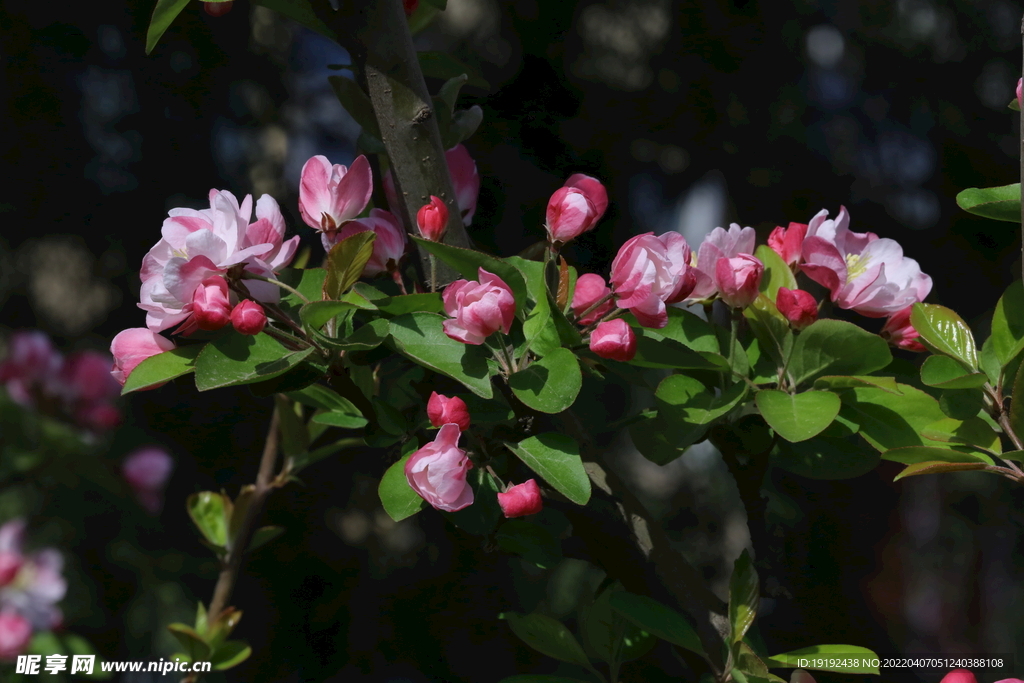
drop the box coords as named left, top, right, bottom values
left=845, top=252, right=870, bottom=283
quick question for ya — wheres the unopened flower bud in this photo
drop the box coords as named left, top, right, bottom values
left=546, top=186, right=596, bottom=244
left=715, top=255, right=763, bottom=308
left=231, top=300, right=267, bottom=336
left=203, top=1, right=233, bottom=17
left=589, top=319, right=636, bottom=361
left=571, top=273, right=614, bottom=326
left=427, top=392, right=471, bottom=431
left=776, top=287, right=818, bottom=330
left=192, top=277, right=232, bottom=331
left=497, top=479, right=543, bottom=518
left=416, top=196, right=448, bottom=242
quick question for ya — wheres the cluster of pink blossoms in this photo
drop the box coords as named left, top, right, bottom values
left=0, top=331, right=121, bottom=432
left=405, top=392, right=542, bottom=517
left=0, top=520, right=66, bottom=660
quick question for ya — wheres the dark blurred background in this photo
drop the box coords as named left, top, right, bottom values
left=2, top=0, right=1024, bottom=680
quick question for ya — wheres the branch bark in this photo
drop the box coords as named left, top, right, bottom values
left=331, top=0, right=472, bottom=286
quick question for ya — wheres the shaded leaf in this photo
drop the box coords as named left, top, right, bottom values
left=509, top=348, right=582, bottom=413
left=894, top=461, right=988, bottom=481
left=767, top=645, right=881, bottom=674
left=387, top=312, right=493, bottom=398
left=379, top=453, right=426, bottom=522
left=506, top=433, right=591, bottom=505
left=756, top=390, right=840, bottom=443
left=728, top=549, right=758, bottom=644
left=505, top=612, right=592, bottom=668
left=608, top=592, right=705, bottom=655
left=145, top=0, right=190, bottom=55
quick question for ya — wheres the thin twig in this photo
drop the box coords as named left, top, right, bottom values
left=241, top=272, right=310, bottom=304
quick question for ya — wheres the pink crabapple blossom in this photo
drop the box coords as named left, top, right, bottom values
left=497, top=479, right=544, bottom=518
left=0, top=611, right=31, bottom=660
left=610, top=232, right=696, bottom=328
left=545, top=186, right=597, bottom=244
left=298, top=154, right=372, bottom=233
left=571, top=273, right=614, bottom=326
left=688, top=224, right=758, bottom=301
left=122, top=447, right=174, bottom=514
left=589, top=319, right=637, bottom=361
left=564, top=173, right=608, bottom=223
left=416, top=196, right=449, bottom=242
left=776, top=287, right=818, bottom=330
left=404, top=423, right=474, bottom=512
left=714, top=254, right=764, bottom=309
left=0, top=520, right=66, bottom=633
left=231, top=300, right=268, bottom=336
left=427, top=392, right=471, bottom=432
left=324, top=208, right=407, bottom=277
left=799, top=207, right=932, bottom=317
left=880, top=305, right=926, bottom=352
left=110, top=328, right=176, bottom=388
left=767, top=221, right=809, bottom=267
left=442, top=268, right=516, bottom=345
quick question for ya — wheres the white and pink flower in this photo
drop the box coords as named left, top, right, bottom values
left=442, top=268, right=516, bottom=345
left=611, top=232, right=695, bottom=328
left=688, top=224, right=757, bottom=301
left=298, top=154, right=373, bottom=233
left=0, top=520, right=66, bottom=635
left=405, top=424, right=474, bottom=512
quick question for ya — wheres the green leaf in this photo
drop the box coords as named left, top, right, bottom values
left=324, top=231, right=376, bottom=300
left=754, top=244, right=797, bottom=300
left=248, top=525, right=284, bottom=552
left=505, top=612, right=592, bottom=668
left=767, top=645, right=881, bottom=674
left=579, top=586, right=656, bottom=664
left=509, top=348, right=582, bottom=414
left=656, top=375, right=748, bottom=428
left=194, top=332, right=316, bottom=391
left=274, top=395, right=309, bottom=458
left=410, top=236, right=528, bottom=314
left=447, top=105, right=484, bottom=147
left=166, top=623, right=211, bottom=663
left=331, top=318, right=390, bottom=351
left=446, top=466, right=503, bottom=534
left=286, top=384, right=361, bottom=414
left=880, top=446, right=994, bottom=465
left=373, top=292, right=445, bottom=316
left=210, top=640, right=252, bottom=671
left=387, top=312, right=493, bottom=398
left=328, top=76, right=382, bottom=139
left=756, top=390, right=840, bottom=443
left=122, top=344, right=202, bottom=394
left=496, top=519, right=562, bottom=569
left=417, top=51, right=489, bottom=89
left=145, top=0, right=190, bottom=54
left=608, top=592, right=705, bottom=655
left=379, top=453, right=426, bottom=522
left=628, top=412, right=703, bottom=465
left=910, top=303, right=979, bottom=369
left=728, top=549, right=759, bottom=644
left=920, top=417, right=1001, bottom=454
left=506, top=433, right=591, bottom=505
left=744, top=294, right=793, bottom=367
left=187, top=492, right=230, bottom=548
left=787, top=319, right=892, bottom=387
left=919, top=355, right=987, bottom=389
left=635, top=308, right=719, bottom=353
left=628, top=334, right=730, bottom=371
left=938, top=388, right=986, bottom=420
left=737, top=643, right=787, bottom=683
left=837, top=383, right=949, bottom=452
left=894, top=461, right=988, bottom=481
left=811, top=375, right=901, bottom=394
left=505, top=256, right=558, bottom=357
left=989, top=281, right=1024, bottom=367
left=299, top=297, right=372, bottom=330
left=955, top=183, right=1021, bottom=223
left=277, top=267, right=327, bottom=309
left=771, top=436, right=880, bottom=480
left=251, top=0, right=338, bottom=42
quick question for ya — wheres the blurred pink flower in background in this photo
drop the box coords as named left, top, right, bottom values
left=122, top=447, right=174, bottom=514
left=0, top=519, right=66, bottom=650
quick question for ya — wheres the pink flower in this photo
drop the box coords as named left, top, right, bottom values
left=776, top=287, right=818, bottom=329
left=610, top=232, right=696, bottom=328
left=0, top=552, right=22, bottom=588
left=404, top=423, right=474, bottom=512
left=0, top=520, right=65, bottom=632
left=1018, top=78, right=1022, bottom=108
left=60, top=351, right=120, bottom=405
left=789, top=671, right=816, bottom=683
left=231, top=300, right=267, bottom=336
left=442, top=268, right=516, bottom=345
left=123, top=447, right=174, bottom=514
left=427, top=392, right=471, bottom=431
left=940, top=671, right=977, bottom=683
left=497, top=479, right=544, bottom=518
left=191, top=276, right=233, bottom=332
left=880, top=305, right=926, bottom=352
left=0, top=611, right=31, bottom=660
left=383, top=145, right=481, bottom=226
left=589, top=319, right=637, bottom=361
left=995, top=680, right=1024, bottom=683
left=110, top=328, right=176, bottom=388
left=298, top=154, right=372, bottom=233
left=546, top=187, right=597, bottom=244
left=0, top=331, right=61, bottom=387
left=768, top=221, right=808, bottom=267
left=564, top=173, right=608, bottom=223
left=715, top=255, right=763, bottom=309
left=140, top=191, right=298, bottom=333
left=689, top=224, right=757, bottom=300
left=325, top=209, right=407, bottom=277
left=571, top=273, right=614, bottom=326
left=416, top=196, right=448, bottom=242
left=800, top=207, right=932, bottom=317
left=203, top=1, right=233, bottom=17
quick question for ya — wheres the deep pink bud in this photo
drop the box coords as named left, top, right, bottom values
left=427, top=392, right=471, bottom=431
left=110, top=328, right=176, bottom=387
left=880, top=306, right=926, bottom=352
left=192, top=276, right=232, bottom=331
left=940, top=671, right=978, bottom=683
left=715, top=255, right=763, bottom=308
left=123, top=447, right=174, bottom=514
left=442, top=268, right=516, bottom=345
left=564, top=173, right=608, bottom=223
left=203, top=1, right=233, bottom=17
left=589, top=319, right=637, bottom=361
left=776, top=287, right=818, bottom=330
left=497, top=479, right=544, bottom=518
left=571, top=273, right=614, bottom=326
left=546, top=186, right=597, bottom=243
left=405, top=423, right=474, bottom=512
left=416, top=196, right=448, bottom=242
left=767, top=222, right=808, bottom=267
left=0, top=553, right=22, bottom=587
left=231, top=300, right=267, bottom=336
left=0, top=611, right=31, bottom=661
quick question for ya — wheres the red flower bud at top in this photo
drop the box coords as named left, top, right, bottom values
left=416, top=196, right=449, bottom=242
left=589, top=318, right=636, bottom=361
left=427, top=392, right=471, bottom=431
left=767, top=222, right=808, bottom=267
left=109, top=328, right=176, bottom=388
left=714, top=254, right=763, bottom=308
left=564, top=173, right=608, bottom=223
left=0, top=611, right=32, bottom=660
left=546, top=186, right=597, bottom=244
left=880, top=306, right=926, bottom=352
left=203, top=1, right=233, bottom=17
left=442, top=268, right=516, bottom=345
left=776, top=287, right=818, bottom=330
left=571, top=273, right=614, bottom=326
left=405, top=424, right=474, bottom=512
left=403, top=0, right=419, bottom=15
left=231, top=300, right=268, bottom=336
left=192, top=276, right=232, bottom=331
left=497, top=479, right=543, bottom=518
left=940, top=671, right=978, bottom=683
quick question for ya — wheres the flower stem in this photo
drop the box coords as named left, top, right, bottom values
left=576, top=291, right=615, bottom=324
